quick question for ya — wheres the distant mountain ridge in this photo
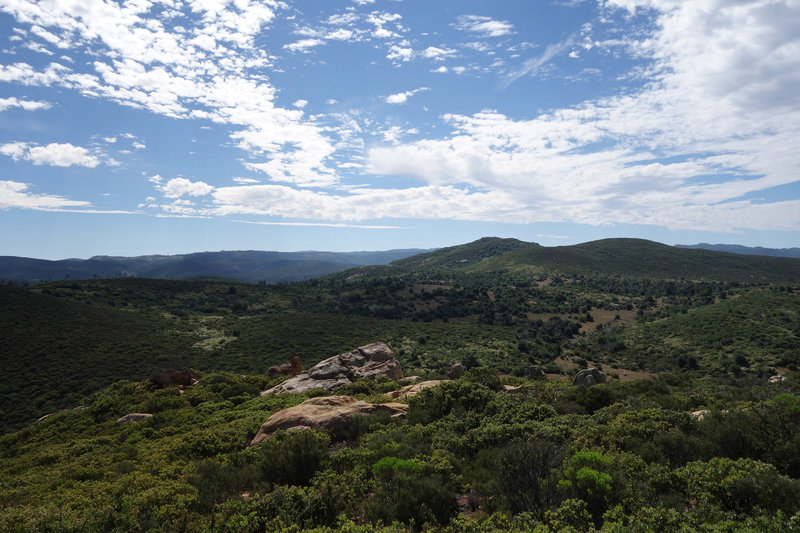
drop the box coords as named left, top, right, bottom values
left=0, top=249, right=431, bottom=283
left=676, top=243, right=800, bottom=259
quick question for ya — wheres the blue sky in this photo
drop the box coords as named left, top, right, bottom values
left=1, top=0, right=799, bottom=259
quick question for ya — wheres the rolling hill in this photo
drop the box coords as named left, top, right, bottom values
left=0, top=248, right=429, bottom=283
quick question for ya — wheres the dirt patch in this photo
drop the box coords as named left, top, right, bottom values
left=579, top=308, right=637, bottom=334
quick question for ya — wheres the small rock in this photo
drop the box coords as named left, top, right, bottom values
left=387, top=380, right=446, bottom=400
left=572, top=367, right=607, bottom=387
left=447, top=363, right=466, bottom=380
left=116, top=413, right=153, bottom=424
left=768, top=375, right=786, bottom=384
left=267, top=356, right=304, bottom=378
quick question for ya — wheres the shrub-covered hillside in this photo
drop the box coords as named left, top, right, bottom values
left=2, top=370, right=800, bottom=531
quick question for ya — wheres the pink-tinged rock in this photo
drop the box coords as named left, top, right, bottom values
left=387, top=380, right=447, bottom=400
left=249, top=396, right=408, bottom=445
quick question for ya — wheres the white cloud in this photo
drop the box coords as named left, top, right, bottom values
left=293, top=99, right=308, bottom=108
left=0, top=180, right=91, bottom=211
left=504, top=36, right=575, bottom=87
left=420, top=46, right=456, bottom=61
left=0, top=142, right=102, bottom=167
left=159, top=177, right=214, bottom=199
left=386, top=45, right=413, bottom=62
left=454, top=15, right=514, bottom=37
left=102, top=136, right=117, bottom=143
left=283, top=38, right=324, bottom=52
left=326, top=28, right=354, bottom=41
left=362, top=1, right=800, bottom=233
left=0, top=0, right=340, bottom=189
left=385, top=87, right=430, bottom=105
left=233, top=177, right=261, bottom=184
left=0, top=97, right=52, bottom=111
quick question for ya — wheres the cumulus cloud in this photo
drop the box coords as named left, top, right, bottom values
left=0, top=142, right=102, bottom=167
left=0, top=0, right=340, bottom=189
left=454, top=15, right=514, bottom=37
left=365, top=1, right=800, bottom=233
left=284, top=38, right=325, bottom=52
left=385, top=87, right=430, bottom=104
left=158, top=177, right=215, bottom=199
left=0, top=97, right=51, bottom=111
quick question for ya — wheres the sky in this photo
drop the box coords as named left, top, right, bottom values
left=1, top=0, right=799, bottom=259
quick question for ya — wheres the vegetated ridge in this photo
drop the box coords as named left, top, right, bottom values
left=677, top=242, right=800, bottom=258
left=2, top=236, right=800, bottom=531
left=0, top=248, right=431, bottom=283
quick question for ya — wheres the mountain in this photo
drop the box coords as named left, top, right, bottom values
left=337, top=237, right=800, bottom=283
left=676, top=243, right=800, bottom=259
left=0, top=249, right=430, bottom=283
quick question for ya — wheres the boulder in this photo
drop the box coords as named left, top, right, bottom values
left=768, top=375, right=786, bottom=384
left=267, top=356, right=304, bottom=378
left=261, top=343, right=403, bottom=395
left=139, top=369, right=199, bottom=389
left=387, top=380, right=446, bottom=400
left=249, top=396, right=408, bottom=445
left=116, top=413, right=153, bottom=424
left=447, top=363, right=466, bottom=380
left=572, top=367, right=607, bottom=387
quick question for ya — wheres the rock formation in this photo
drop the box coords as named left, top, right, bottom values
left=249, top=395, right=408, bottom=445
left=387, top=380, right=446, bottom=400
left=572, top=367, right=607, bottom=387
left=261, top=343, right=403, bottom=395
left=267, top=356, right=304, bottom=378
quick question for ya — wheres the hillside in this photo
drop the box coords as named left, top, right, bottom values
left=2, top=237, right=800, bottom=531
left=336, top=237, right=800, bottom=283
left=0, top=249, right=429, bottom=283
left=677, top=243, right=800, bottom=259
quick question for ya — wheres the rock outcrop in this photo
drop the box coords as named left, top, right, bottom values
left=116, top=413, right=153, bottom=424
left=447, top=363, right=466, bottom=380
left=768, top=375, right=786, bottom=384
left=572, top=367, right=607, bottom=387
left=249, top=396, right=408, bottom=445
left=261, top=343, right=403, bottom=395
left=387, top=380, right=446, bottom=400
left=267, top=356, right=304, bottom=378
left=139, top=369, right=200, bottom=389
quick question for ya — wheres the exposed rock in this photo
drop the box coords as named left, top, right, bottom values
left=267, top=356, right=304, bottom=378
left=447, top=363, right=466, bottom=380
left=139, top=369, right=200, bottom=389
left=36, top=412, right=56, bottom=423
left=249, top=396, right=408, bottom=445
left=503, top=385, right=523, bottom=392
left=387, top=380, right=446, bottom=400
left=572, top=367, right=607, bottom=387
left=768, top=375, right=787, bottom=384
left=116, top=413, right=153, bottom=424
left=691, top=409, right=728, bottom=422
left=400, top=375, right=421, bottom=383
left=261, top=343, right=403, bottom=395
